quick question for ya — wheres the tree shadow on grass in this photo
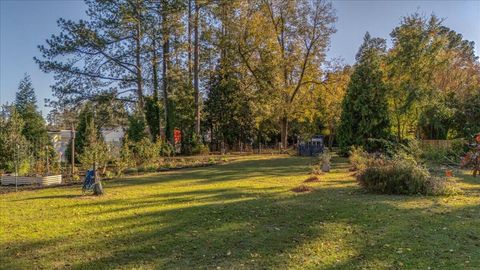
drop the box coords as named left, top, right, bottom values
left=12, top=194, right=85, bottom=201
left=3, top=186, right=479, bottom=269
left=111, top=156, right=313, bottom=188
left=2, top=156, right=479, bottom=269
left=1, top=185, right=353, bottom=269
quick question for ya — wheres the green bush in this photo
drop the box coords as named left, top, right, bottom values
left=144, top=164, right=158, bottom=172
left=190, top=134, right=209, bottom=155
left=192, top=143, right=209, bottom=156
left=72, top=174, right=80, bottom=182
left=398, top=139, right=422, bottom=160
left=357, top=155, right=459, bottom=195
left=124, top=168, right=138, bottom=174
left=16, top=159, right=31, bottom=176
left=348, top=146, right=390, bottom=171
left=163, top=162, right=173, bottom=169
left=420, top=139, right=467, bottom=165
left=364, top=138, right=398, bottom=156
left=348, top=146, right=370, bottom=171
left=130, top=137, right=161, bottom=167
left=159, top=140, right=174, bottom=157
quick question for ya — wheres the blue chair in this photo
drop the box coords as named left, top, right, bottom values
left=82, top=170, right=96, bottom=193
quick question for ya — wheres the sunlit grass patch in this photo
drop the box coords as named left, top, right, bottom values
left=1, top=154, right=479, bottom=269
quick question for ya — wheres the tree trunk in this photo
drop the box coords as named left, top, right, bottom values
left=280, top=116, right=288, bottom=149
left=162, top=10, right=170, bottom=142
left=151, top=38, right=162, bottom=139
left=187, top=0, right=192, bottom=82
left=135, top=25, right=144, bottom=111
left=328, top=126, right=335, bottom=151
left=71, top=125, right=75, bottom=178
left=134, top=2, right=151, bottom=138
left=393, top=100, right=402, bottom=142
left=193, top=0, right=201, bottom=135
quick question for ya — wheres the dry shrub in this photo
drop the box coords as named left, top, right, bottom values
left=349, top=146, right=371, bottom=171
left=291, top=185, right=314, bottom=193
left=357, top=156, right=460, bottom=196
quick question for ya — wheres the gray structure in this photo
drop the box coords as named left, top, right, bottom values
left=298, top=135, right=324, bottom=156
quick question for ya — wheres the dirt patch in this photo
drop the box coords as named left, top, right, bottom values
left=291, top=185, right=314, bottom=193
left=304, top=175, right=320, bottom=183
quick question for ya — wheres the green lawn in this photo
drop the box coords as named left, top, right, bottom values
left=1, top=155, right=479, bottom=269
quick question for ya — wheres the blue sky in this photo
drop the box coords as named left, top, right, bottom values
left=1, top=0, right=479, bottom=116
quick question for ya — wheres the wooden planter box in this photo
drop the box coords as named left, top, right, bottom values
left=1, top=175, right=62, bottom=186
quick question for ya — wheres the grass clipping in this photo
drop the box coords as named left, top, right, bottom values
left=291, top=185, right=315, bottom=193
left=304, top=175, right=321, bottom=183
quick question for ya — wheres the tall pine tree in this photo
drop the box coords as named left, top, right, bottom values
left=14, top=75, right=50, bottom=155
left=337, top=33, right=391, bottom=153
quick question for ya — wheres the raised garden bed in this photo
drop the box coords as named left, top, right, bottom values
left=1, top=175, right=62, bottom=186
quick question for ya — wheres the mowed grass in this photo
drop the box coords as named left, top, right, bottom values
left=1, top=155, right=479, bottom=269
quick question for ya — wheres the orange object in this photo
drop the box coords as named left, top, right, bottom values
left=174, top=129, right=182, bottom=144
left=445, top=170, right=453, bottom=177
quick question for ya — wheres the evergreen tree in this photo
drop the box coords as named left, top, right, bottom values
left=205, top=66, right=254, bottom=149
left=144, top=96, right=162, bottom=141
left=337, top=33, right=391, bottom=153
left=14, top=75, right=51, bottom=159
left=170, top=82, right=196, bottom=154
left=78, top=117, right=109, bottom=171
left=0, top=106, right=30, bottom=173
left=15, top=75, right=37, bottom=112
left=127, top=112, right=149, bottom=143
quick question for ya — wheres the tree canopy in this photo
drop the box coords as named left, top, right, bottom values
left=28, top=2, right=480, bottom=155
